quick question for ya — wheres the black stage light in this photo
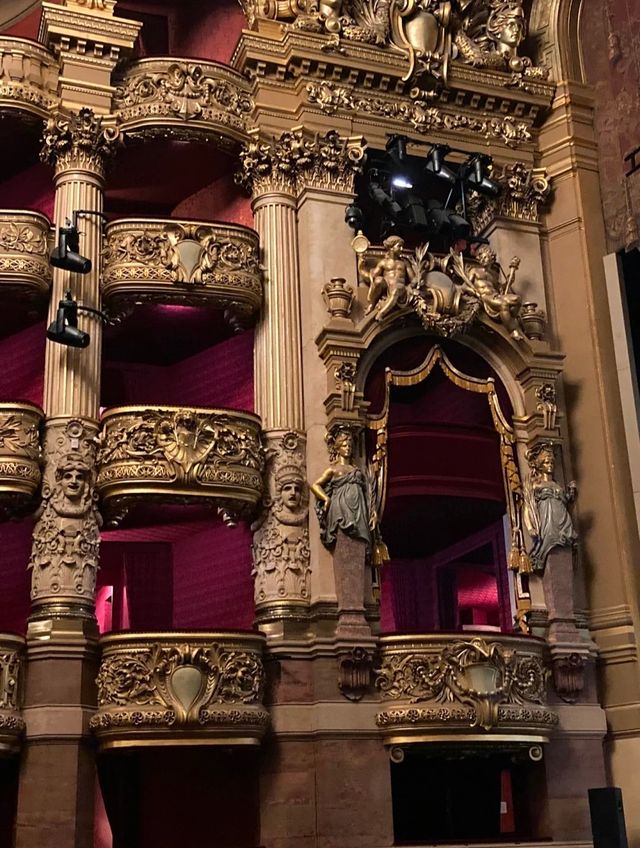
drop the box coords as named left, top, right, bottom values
left=386, top=134, right=409, bottom=164
left=424, top=145, right=457, bottom=184
left=465, top=154, right=501, bottom=197
left=46, top=292, right=90, bottom=348
left=425, top=199, right=472, bottom=241
left=369, top=181, right=403, bottom=218
left=345, top=204, right=365, bottom=232
left=50, top=221, right=91, bottom=274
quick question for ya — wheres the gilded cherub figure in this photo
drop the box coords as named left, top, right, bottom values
left=451, top=244, right=524, bottom=340
left=358, top=235, right=416, bottom=322
left=524, top=443, right=578, bottom=573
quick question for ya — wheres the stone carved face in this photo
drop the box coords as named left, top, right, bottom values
left=475, top=244, right=497, bottom=266
left=56, top=457, right=91, bottom=504
left=535, top=449, right=555, bottom=475
left=281, top=480, right=303, bottom=510
left=335, top=432, right=353, bottom=460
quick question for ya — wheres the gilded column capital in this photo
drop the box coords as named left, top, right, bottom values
left=237, top=128, right=366, bottom=198
left=29, top=418, right=102, bottom=620
left=40, top=108, right=121, bottom=177
left=468, top=162, right=551, bottom=232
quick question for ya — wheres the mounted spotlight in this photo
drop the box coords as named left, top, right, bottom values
left=464, top=154, right=501, bottom=197
left=385, top=135, right=409, bottom=164
left=425, top=199, right=472, bottom=241
left=49, top=209, right=108, bottom=275
left=345, top=204, right=364, bottom=232
left=46, top=292, right=90, bottom=348
left=46, top=290, right=110, bottom=349
left=50, top=220, right=91, bottom=274
left=424, top=145, right=456, bottom=184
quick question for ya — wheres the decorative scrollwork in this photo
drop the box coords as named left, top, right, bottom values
left=40, top=107, right=120, bottom=174
left=102, top=220, right=262, bottom=325
left=96, top=407, right=264, bottom=525
left=0, top=403, right=43, bottom=517
left=114, top=60, right=253, bottom=138
left=91, top=633, right=269, bottom=747
left=307, top=81, right=532, bottom=148
left=0, top=212, right=52, bottom=299
left=375, top=635, right=552, bottom=735
left=0, top=636, right=25, bottom=752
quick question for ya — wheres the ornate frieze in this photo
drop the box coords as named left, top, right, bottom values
left=96, top=406, right=264, bottom=525
left=252, top=431, right=311, bottom=614
left=114, top=59, right=253, bottom=144
left=356, top=235, right=528, bottom=341
left=241, top=0, right=547, bottom=92
left=40, top=107, right=120, bottom=175
left=237, top=128, right=366, bottom=197
left=90, top=631, right=269, bottom=748
left=375, top=633, right=557, bottom=744
left=467, top=162, right=551, bottom=232
left=102, top=219, right=262, bottom=327
left=306, top=81, right=533, bottom=148
left=0, top=211, right=52, bottom=300
left=0, top=38, right=59, bottom=120
left=29, top=419, right=102, bottom=617
left=0, top=403, right=43, bottom=517
left=0, top=634, right=25, bottom=754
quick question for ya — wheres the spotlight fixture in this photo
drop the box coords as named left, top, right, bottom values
left=385, top=135, right=409, bottom=164
left=345, top=204, right=365, bottom=232
left=50, top=221, right=91, bottom=274
left=46, top=290, right=110, bottom=349
left=49, top=209, right=108, bottom=275
left=464, top=154, right=501, bottom=197
left=46, top=292, right=89, bottom=348
left=425, top=199, right=472, bottom=241
left=424, top=145, right=456, bottom=184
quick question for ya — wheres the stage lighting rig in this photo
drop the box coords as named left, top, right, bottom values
left=46, top=290, right=111, bottom=349
left=49, top=209, right=108, bottom=274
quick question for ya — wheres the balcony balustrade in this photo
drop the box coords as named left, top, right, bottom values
left=113, top=58, right=253, bottom=146
left=96, top=406, right=264, bottom=525
left=102, top=219, right=262, bottom=328
left=90, top=631, right=269, bottom=749
left=0, top=212, right=52, bottom=301
left=375, top=633, right=558, bottom=749
left=0, top=402, right=43, bottom=516
left=0, top=38, right=58, bottom=120
left=0, top=634, right=25, bottom=754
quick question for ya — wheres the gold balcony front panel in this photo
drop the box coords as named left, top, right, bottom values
left=102, top=219, right=262, bottom=327
left=0, top=38, right=58, bottom=120
left=90, top=631, right=269, bottom=749
left=375, top=633, right=558, bottom=747
left=0, top=402, right=43, bottom=516
left=0, top=211, right=52, bottom=300
left=113, top=58, right=253, bottom=146
left=96, top=406, right=264, bottom=524
left=0, top=634, right=25, bottom=754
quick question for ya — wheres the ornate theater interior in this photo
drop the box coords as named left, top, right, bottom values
left=0, top=0, right=639, bottom=846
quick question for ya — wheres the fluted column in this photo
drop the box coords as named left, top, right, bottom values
left=27, top=109, right=118, bottom=623
left=239, top=133, right=309, bottom=631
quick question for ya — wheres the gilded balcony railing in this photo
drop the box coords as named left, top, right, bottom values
left=96, top=406, right=264, bottom=525
left=0, top=634, right=25, bottom=754
left=375, top=633, right=558, bottom=748
left=113, top=58, right=253, bottom=145
left=90, top=631, right=269, bottom=749
left=0, top=402, right=43, bottom=516
left=0, top=211, right=52, bottom=300
left=0, top=38, right=58, bottom=119
left=102, top=219, right=262, bottom=328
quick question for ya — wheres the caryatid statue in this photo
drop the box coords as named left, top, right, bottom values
left=524, top=442, right=578, bottom=573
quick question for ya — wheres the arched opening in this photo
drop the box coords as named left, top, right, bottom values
left=365, top=335, right=526, bottom=635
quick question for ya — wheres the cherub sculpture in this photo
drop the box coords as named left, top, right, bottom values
left=450, top=244, right=524, bottom=340
left=358, top=235, right=416, bottom=322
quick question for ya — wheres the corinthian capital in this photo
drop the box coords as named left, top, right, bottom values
left=237, top=128, right=366, bottom=198
left=467, top=162, right=551, bottom=233
left=40, top=108, right=121, bottom=176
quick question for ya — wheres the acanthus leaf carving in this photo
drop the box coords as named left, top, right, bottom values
left=40, top=107, right=120, bottom=174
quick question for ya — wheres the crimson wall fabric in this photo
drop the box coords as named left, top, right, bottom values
left=103, top=329, right=254, bottom=410
left=0, top=520, right=33, bottom=634
left=0, top=322, right=45, bottom=405
left=172, top=523, right=254, bottom=630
